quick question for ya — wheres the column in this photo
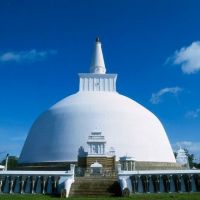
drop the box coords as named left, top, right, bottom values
left=185, top=175, right=192, bottom=192
left=159, top=175, right=164, bottom=192
left=154, top=176, right=160, bottom=193
left=133, top=161, right=135, bottom=171
left=36, top=176, right=42, bottom=194
left=24, top=177, right=29, bottom=193
left=149, top=176, right=154, bottom=193
left=128, top=161, right=131, bottom=171
left=138, top=176, right=143, bottom=193
left=52, top=176, right=59, bottom=194
left=131, top=176, right=137, bottom=193
left=165, top=176, right=170, bottom=193
left=178, top=175, right=182, bottom=192
left=42, top=177, right=46, bottom=194
left=26, top=176, right=32, bottom=193
left=15, top=176, right=20, bottom=193
left=143, top=176, right=147, bottom=193
left=46, top=176, right=52, bottom=194
left=170, top=175, right=175, bottom=192
left=90, top=145, right=92, bottom=154
left=9, top=179, right=14, bottom=194
left=181, top=175, right=186, bottom=192
left=191, top=175, right=196, bottom=192
left=20, top=180, right=24, bottom=194
left=31, top=177, right=35, bottom=194
left=0, top=180, right=2, bottom=193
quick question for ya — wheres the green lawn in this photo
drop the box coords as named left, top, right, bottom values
left=1, top=193, right=200, bottom=200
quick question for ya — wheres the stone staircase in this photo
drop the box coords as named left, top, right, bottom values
left=69, top=176, right=121, bottom=197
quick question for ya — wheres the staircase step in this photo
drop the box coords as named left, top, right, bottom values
left=69, top=176, right=121, bottom=197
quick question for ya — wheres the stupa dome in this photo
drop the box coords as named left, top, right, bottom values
left=19, top=39, right=175, bottom=164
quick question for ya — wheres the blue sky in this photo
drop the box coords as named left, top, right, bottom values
left=0, top=0, right=200, bottom=160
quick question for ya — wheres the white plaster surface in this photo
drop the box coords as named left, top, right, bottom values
left=19, top=90, right=175, bottom=163
left=19, top=38, right=175, bottom=164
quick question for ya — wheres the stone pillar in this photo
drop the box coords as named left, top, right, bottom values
left=36, top=176, right=42, bottom=194
left=0, top=179, right=2, bottom=193
left=189, top=175, right=192, bottom=192
left=121, top=162, right=124, bottom=170
left=130, top=176, right=137, bottom=193
left=46, top=176, right=52, bottom=194
left=146, top=176, right=150, bottom=193
left=137, top=176, right=143, bottom=193
left=90, top=145, right=92, bottom=154
left=31, top=176, right=36, bottom=194
left=91, top=144, right=93, bottom=154
left=24, top=176, right=31, bottom=193
left=148, top=176, right=154, bottom=193
left=159, top=175, right=164, bottom=192
left=20, top=179, right=25, bottom=194
left=173, top=175, right=178, bottom=192
left=195, top=175, right=200, bottom=191
left=6, top=176, right=11, bottom=194
left=185, top=175, right=192, bottom=192
left=27, top=176, right=32, bottom=193
left=0, top=176, right=4, bottom=193
left=191, top=175, right=196, bottom=192
left=170, top=175, right=175, bottom=192
left=42, top=176, right=47, bottom=194
left=135, top=176, right=138, bottom=193
left=181, top=175, right=186, bottom=192
left=164, top=176, right=170, bottom=193
left=52, top=176, right=59, bottom=194
left=9, top=178, right=14, bottom=194
left=178, top=175, right=182, bottom=192
left=130, top=161, right=132, bottom=170
left=14, top=176, right=20, bottom=193
left=142, top=176, right=148, bottom=193
left=126, top=162, right=128, bottom=171
left=117, top=164, right=121, bottom=173
left=153, top=175, right=160, bottom=193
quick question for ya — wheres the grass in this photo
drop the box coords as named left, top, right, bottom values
left=0, top=193, right=200, bottom=200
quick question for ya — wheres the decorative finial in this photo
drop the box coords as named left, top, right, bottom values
left=96, top=37, right=100, bottom=42
left=90, top=38, right=106, bottom=74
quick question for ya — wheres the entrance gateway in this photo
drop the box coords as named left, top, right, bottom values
left=77, top=131, right=116, bottom=176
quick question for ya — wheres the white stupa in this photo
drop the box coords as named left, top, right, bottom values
left=176, top=147, right=189, bottom=167
left=19, top=38, right=176, bottom=164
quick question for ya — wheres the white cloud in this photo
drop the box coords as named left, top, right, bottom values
left=10, top=136, right=26, bottom=141
left=150, top=87, right=183, bottom=104
left=173, top=141, right=200, bottom=159
left=185, top=108, right=200, bottom=119
left=168, top=41, right=200, bottom=74
left=0, top=49, right=57, bottom=63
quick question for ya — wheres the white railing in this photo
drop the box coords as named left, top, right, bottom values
left=0, top=164, right=75, bottom=198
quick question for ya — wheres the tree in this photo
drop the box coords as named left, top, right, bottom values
left=184, top=148, right=194, bottom=168
left=1, top=156, right=19, bottom=170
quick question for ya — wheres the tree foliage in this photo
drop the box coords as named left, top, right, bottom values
left=1, top=156, right=19, bottom=170
left=174, top=148, right=200, bottom=169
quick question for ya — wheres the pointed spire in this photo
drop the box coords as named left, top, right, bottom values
left=90, top=37, right=106, bottom=74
